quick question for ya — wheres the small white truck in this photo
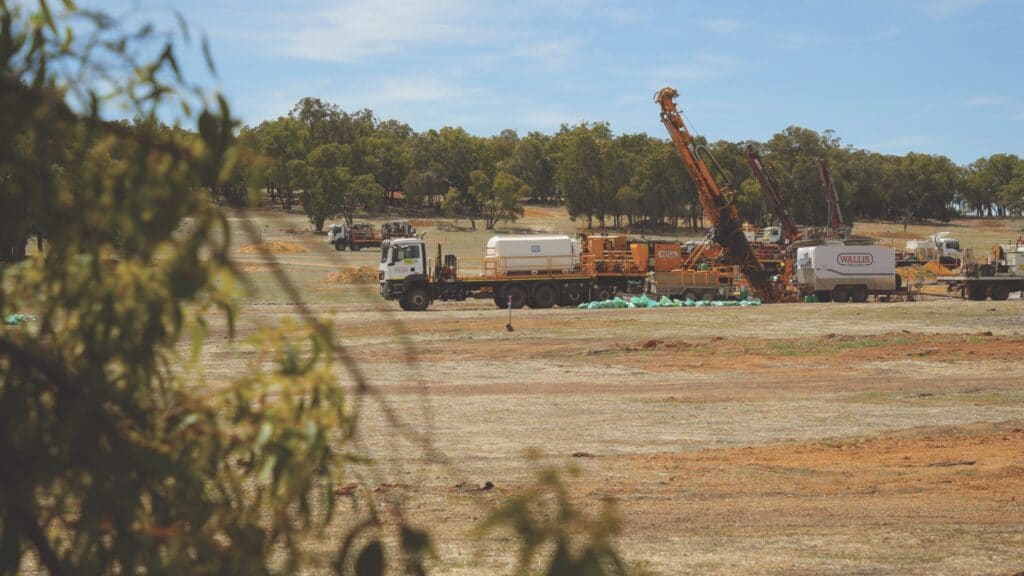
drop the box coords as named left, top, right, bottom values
left=794, top=242, right=903, bottom=302
left=938, top=242, right=1024, bottom=300
left=905, top=232, right=961, bottom=266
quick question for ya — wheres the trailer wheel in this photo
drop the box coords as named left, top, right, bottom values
left=967, top=285, right=988, bottom=301
left=530, top=284, right=557, bottom=309
left=503, top=284, right=527, bottom=309
left=832, top=286, right=851, bottom=303
left=990, top=285, right=1010, bottom=301
left=851, top=285, right=868, bottom=303
left=561, top=285, right=585, bottom=306
left=399, top=287, right=430, bottom=311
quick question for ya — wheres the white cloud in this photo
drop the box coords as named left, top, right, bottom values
left=700, top=18, right=744, bottom=34
left=648, top=55, right=739, bottom=83
left=922, top=0, right=989, bottom=19
left=964, top=95, right=1005, bottom=107
left=775, top=32, right=827, bottom=50
left=278, top=0, right=475, bottom=63
left=865, top=135, right=935, bottom=150
left=511, top=38, right=583, bottom=68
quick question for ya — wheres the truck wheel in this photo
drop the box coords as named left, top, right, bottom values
left=990, top=285, right=1010, bottom=301
left=333, top=241, right=344, bottom=251
left=851, top=285, right=868, bottom=303
left=351, top=243, right=361, bottom=252
left=967, top=285, right=988, bottom=301
left=593, top=286, right=612, bottom=302
left=701, top=291, right=715, bottom=302
left=400, top=287, right=430, bottom=311
left=681, top=290, right=698, bottom=302
left=503, top=284, right=527, bottom=309
left=530, top=284, right=557, bottom=309
left=560, top=285, right=584, bottom=306
left=832, top=286, right=851, bottom=303
left=494, top=294, right=506, bottom=308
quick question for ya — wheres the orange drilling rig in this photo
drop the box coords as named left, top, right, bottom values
left=655, top=87, right=779, bottom=302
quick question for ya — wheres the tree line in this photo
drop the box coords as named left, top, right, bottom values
left=233, top=98, right=1024, bottom=234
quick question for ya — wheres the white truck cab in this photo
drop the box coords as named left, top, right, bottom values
left=379, top=238, right=427, bottom=284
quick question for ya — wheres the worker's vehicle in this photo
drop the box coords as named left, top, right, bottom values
left=793, top=242, right=903, bottom=302
left=328, top=223, right=381, bottom=251
left=656, top=87, right=779, bottom=301
left=381, top=235, right=631, bottom=311
left=938, top=242, right=1024, bottom=300
left=329, top=220, right=417, bottom=251
left=904, top=232, right=961, bottom=266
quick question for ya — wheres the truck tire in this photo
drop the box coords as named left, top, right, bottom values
left=832, top=286, right=851, bottom=303
left=494, top=294, right=506, bottom=308
left=593, top=286, right=612, bottom=302
left=503, top=284, right=527, bottom=309
left=400, top=287, right=430, bottom=311
left=967, top=285, right=988, bottom=301
left=530, top=284, right=557, bottom=309
left=351, top=243, right=361, bottom=252
left=560, top=285, right=585, bottom=307
left=333, top=241, right=345, bottom=251
left=990, top=285, right=1010, bottom=301
left=700, top=290, right=715, bottom=302
left=681, top=289, right=698, bottom=302
left=851, top=285, right=868, bottom=303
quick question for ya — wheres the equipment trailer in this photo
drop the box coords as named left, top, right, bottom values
left=938, top=242, right=1024, bottom=300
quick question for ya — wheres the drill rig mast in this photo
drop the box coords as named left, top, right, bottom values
left=655, top=87, right=778, bottom=302
left=745, top=144, right=800, bottom=245
left=816, top=156, right=846, bottom=236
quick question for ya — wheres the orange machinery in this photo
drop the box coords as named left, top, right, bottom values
left=655, top=87, right=779, bottom=302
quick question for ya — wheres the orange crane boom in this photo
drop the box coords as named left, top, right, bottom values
left=655, top=87, right=778, bottom=301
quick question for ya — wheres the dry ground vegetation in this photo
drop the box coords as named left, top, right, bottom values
left=209, top=208, right=1024, bottom=575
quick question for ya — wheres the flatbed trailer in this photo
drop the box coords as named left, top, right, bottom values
left=938, top=275, right=1024, bottom=300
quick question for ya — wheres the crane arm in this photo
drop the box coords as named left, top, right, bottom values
left=655, top=87, right=778, bottom=302
left=745, top=144, right=800, bottom=244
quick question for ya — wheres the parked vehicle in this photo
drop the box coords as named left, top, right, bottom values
left=379, top=235, right=654, bottom=311
left=329, top=220, right=417, bottom=251
left=938, top=242, right=1024, bottom=300
left=793, top=242, right=905, bottom=302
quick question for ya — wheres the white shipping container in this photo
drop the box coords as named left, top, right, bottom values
left=795, top=243, right=896, bottom=291
left=485, top=235, right=580, bottom=274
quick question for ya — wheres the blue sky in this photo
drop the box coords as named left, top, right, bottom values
left=103, top=0, right=1022, bottom=164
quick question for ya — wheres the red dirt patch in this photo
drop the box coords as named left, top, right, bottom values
left=236, top=241, right=308, bottom=254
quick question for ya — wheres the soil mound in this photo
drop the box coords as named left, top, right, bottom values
left=327, top=266, right=378, bottom=284
left=236, top=241, right=308, bottom=254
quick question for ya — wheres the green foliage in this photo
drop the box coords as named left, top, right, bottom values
left=470, top=170, right=530, bottom=230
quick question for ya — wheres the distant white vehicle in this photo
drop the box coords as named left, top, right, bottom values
left=905, top=232, right=961, bottom=265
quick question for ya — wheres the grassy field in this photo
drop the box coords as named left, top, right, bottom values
left=207, top=206, right=1024, bottom=575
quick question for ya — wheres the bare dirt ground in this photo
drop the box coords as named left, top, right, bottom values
left=201, top=208, right=1024, bottom=575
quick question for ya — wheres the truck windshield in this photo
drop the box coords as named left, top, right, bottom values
left=396, top=245, right=420, bottom=261
left=947, top=241, right=960, bottom=251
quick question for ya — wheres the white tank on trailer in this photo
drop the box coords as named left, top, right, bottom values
left=485, top=235, right=580, bottom=275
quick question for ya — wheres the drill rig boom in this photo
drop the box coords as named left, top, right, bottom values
left=655, top=87, right=778, bottom=301
left=745, top=144, right=800, bottom=244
